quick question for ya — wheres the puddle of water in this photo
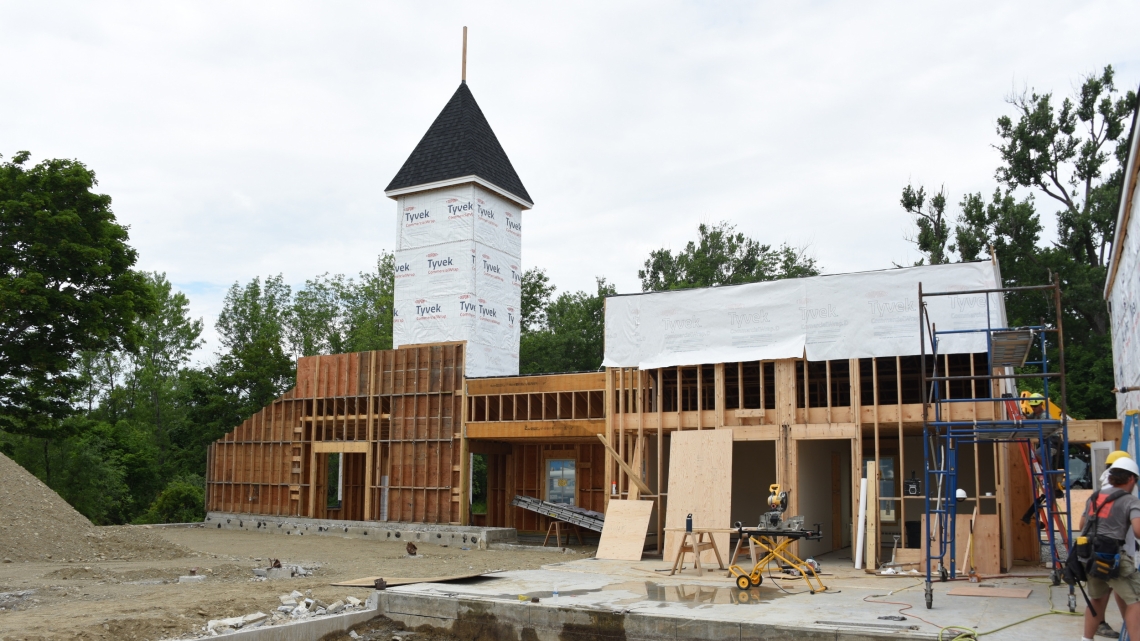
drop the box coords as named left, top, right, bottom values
left=495, top=581, right=792, bottom=608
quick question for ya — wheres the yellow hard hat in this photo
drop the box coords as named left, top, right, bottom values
left=1107, top=450, right=1133, bottom=465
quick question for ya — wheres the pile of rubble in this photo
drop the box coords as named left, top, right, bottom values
left=196, top=589, right=371, bottom=636
left=250, top=559, right=315, bottom=580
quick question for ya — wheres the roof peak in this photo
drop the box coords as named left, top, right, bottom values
left=385, top=82, right=532, bottom=207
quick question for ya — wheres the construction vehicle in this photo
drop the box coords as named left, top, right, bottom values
left=727, top=484, right=828, bottom=594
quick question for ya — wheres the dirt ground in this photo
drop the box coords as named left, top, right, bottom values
left=0, top=526, right=589, bottom=641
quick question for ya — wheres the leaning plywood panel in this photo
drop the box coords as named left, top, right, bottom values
left=596, top=500, right=654, bottom=561
left=664, top=430, right=733, bottom=563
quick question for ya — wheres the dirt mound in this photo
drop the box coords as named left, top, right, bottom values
left=0, top=452, right=188, bottom=562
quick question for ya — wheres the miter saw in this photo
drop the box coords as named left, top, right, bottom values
left=727, top=484, right=828, bottom=594
left=758, top=484, right=807, bottom=532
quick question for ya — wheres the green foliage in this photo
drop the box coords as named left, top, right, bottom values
left=520, top=268, right=555, bottom=334
left=900, top=185, right=951, bottom=265
left=520, top=278, right=616, bottom=374
left=638, top=221, right=819, bottom=291
left=470, top=454, right=487, bottom=513
left=214, top=275, right=296, bottom=414
left=900, top=66, right=1137, bottom=418
left=288, top=253, right=396, bottom=356
left=134, top=475, right=204, bottom=525
left=0, top=151, right=155, bottom=442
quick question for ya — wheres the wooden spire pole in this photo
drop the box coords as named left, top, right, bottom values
left=462, top=26, right=467, bottom=82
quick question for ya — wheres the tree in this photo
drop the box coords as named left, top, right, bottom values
left=520, top=278, right=616, bottom=374
left=638, top=221, right=818, bottom=291
left=288, top=253, right=396, bottom=357
left=134, top=475, right=205, bottom=524
left=213, top=275, right=295, bottom=416
left=520, top=267, right=555, bottom=335
left=900, top=185, right=951, bottom=265
left=338, top=253, right=395, bottom=353
left=0, top=151, right=154, bottom=479
left=130, top=273, right=203, bottom=464
left=899, top=66, right=1138, bottom=418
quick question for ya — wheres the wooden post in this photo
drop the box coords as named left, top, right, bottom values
left=656, top=368, right=664, bottom=554
left=459, top=378, right=471, bottom=526
left=604, top=368, right=615, bottom=510
left=714, top=363, right=725, bottom=428
left=865, top=460, right=879, bottom=571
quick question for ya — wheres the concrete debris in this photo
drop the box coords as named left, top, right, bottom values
left=178, top=575, right=206, bottom=583
left=197, top=592, right=370, bottom=635
left=252, top=568, right=267, bottom=577
left=207, top=616, right=245, bottom=631
left=242, top=612, right=268, bottom=625
left=349, top=631, right=361, bottom=640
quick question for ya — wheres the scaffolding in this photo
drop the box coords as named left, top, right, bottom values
left=919, top=279, right=1072, bottom=609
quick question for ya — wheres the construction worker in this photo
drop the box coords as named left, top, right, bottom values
left=1081, top=457, right=1140, bottom=641
left=1022, top=392, right=1047, bottom=420
left=1103, top=451, right=1134, bottom=490
left=1093, top=451, right=1138, bottom=639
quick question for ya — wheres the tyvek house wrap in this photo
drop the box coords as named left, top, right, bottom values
left=602, top=261, right=1005, bottom=369
left=1110, top=175, right=1140, bottom=418
left=393, top=183, right=523, bottom=377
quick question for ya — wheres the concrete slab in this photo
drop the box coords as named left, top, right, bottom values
left=376, top=556, right=1096, bottom=641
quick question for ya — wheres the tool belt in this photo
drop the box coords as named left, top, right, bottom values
left=1065, top=489, right=1129, bottom=585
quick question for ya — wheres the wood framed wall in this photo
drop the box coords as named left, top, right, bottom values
left=603, top=352, right=1010, bottom=568
left=206, top=343, right=466, bottom=525
left=466, top=372, right=608, bottom=533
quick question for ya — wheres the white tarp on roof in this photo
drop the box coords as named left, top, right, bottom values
left=602, top=261, right=1004, bottom=369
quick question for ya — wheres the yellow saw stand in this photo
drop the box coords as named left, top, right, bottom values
left=728, top=529, right=828, bottom=594
left=728, top=484, right=828, bottom=594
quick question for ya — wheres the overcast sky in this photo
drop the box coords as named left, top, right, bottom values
left=2, top=2, right=1138, bottom=360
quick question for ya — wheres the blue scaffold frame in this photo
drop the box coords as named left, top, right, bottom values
left=918, top=278, right=1073, bottom=610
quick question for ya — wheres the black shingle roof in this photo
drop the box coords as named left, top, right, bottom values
left=385, top=82, right=532, bottom=205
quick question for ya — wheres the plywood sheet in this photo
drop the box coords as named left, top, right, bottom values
left=919, top=513, right=998, bottom=576
left=1058, top=489, right=1093, bottom=531
left=955, top=513, right=1000, bottom=576
left=596, top=500, right=654, bottom=561
left=947, top=586, right=1031, bottom=598
left=330, top=572, right=486, bottom=587
left=664, top=430, right=733, bottom=564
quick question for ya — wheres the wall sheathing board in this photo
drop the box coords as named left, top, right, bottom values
left=206, top=344, right=465, bottom=525
left=663, top=429, right=733, bottom=563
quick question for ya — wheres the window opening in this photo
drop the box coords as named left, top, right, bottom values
left=545, top=459, right=576, bottom=505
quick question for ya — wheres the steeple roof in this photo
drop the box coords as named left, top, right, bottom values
left=385, top=82, right=532, bottom=207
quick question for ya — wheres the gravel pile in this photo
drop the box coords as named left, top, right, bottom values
left=0, top=452, right=188, bottom=563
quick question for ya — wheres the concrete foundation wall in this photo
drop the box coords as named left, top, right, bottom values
left=205, top=512, right=517, bottom=546
left=377, top=589, right=933, bottom=641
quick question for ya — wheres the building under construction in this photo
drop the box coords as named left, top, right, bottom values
left=206, top=74, right=1121, bottom=571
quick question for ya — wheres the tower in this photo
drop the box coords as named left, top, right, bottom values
left=385, top=80, right=531, bottom=377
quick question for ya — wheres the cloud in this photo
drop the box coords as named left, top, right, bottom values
left=1, top=1, right=1136, bottom=358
